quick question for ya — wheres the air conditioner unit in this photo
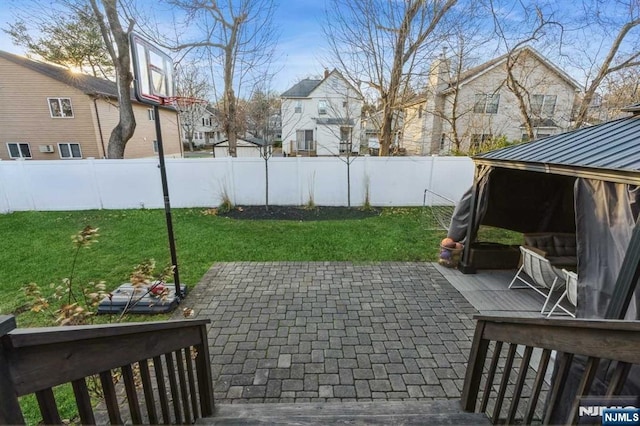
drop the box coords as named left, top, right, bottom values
left=39, top=145, right=55, bottom=153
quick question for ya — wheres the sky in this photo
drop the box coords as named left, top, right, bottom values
left=0, top=1, right=635, bottom=97
left=0, top=0, right=333, bottom=93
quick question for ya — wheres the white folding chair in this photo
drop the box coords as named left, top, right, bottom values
left=547, top=269, right=577, bottom=317
left=509, top=246, right=566, bottom=314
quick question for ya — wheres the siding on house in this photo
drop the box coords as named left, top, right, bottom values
left=0, top=51, right=182, bottom=160
left=0, top=59, right=100, bottom=160
left=281, top=71, right=363, bottom=156
left=403, top=47, right=580, bottom=155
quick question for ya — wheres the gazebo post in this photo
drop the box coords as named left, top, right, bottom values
left=0, top=315, right=24, bottom=425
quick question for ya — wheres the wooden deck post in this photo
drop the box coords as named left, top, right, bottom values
left=0, top=315, right=25, bottom=425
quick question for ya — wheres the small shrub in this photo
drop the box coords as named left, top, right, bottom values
left=361, top=176, right=372, bottom=211
left=218, top=193, right=234, bottom=214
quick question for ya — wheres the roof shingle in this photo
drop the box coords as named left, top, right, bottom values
left=0, top=50, right=118, bottom=97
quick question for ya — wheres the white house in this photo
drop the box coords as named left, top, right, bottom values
left=182, top=105, right=225, bottom=148
left=281, top=69, right=363, bottom=156
left=403, top=47, right=581, bottom=155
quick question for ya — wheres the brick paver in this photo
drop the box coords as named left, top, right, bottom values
left=180, top=262, right=477, bottom=403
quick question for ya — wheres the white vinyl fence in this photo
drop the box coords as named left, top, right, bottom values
left=0, top=156, right=474, bottom=213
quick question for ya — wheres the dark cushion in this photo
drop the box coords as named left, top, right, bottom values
left=524, top=233, right=577, bottom=258
left=523, top=233, right=555, bottom=254
left=552, top=234, right=577, bottom=257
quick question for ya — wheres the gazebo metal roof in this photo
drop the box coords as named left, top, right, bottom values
left=475, top=114, right=640, bottom=185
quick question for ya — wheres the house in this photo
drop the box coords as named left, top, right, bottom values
left=0, top=50, right=182, bottom=160
left=281, top=69, right=363, bottom=156
left=182, top=105, right=224, bottom=149
left=403, top=47, right=581, bottom=155
left=211, top=136, right=270, bottom=158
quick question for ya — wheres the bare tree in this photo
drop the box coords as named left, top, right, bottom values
left=594, top=68, right=640, bottom=122
left=324, top=0, right=458, bottom=156
left=246, top=87, right=281, bottom=143
left=167, top=0, right=278, bottom=157
left=318, top=76, right=364, bottom=207
left=570, top=0, right=640, bottom=128
left=175, top=63, right=210, bottom=151
left=489, top=0, right=565, bottom=140
left=88, top=0, right=136, bottom=158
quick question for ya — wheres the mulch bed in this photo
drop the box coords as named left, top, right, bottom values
left=216, top=205, right=381, bottom=221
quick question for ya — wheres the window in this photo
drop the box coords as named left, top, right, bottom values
left=58, top=143, right=82, bottom=159
left=202, top=116, right=211, bottom=126
left=530, top=94, right=557, bottom=116
left=148, top=109, right=155, bottom=120
left=440, top=133, right=446, bottom=150
left=339, top=127, right=352, bottom=153
left=153, top=140, right=159, bottom=153
left=473, top=94, right=500, bottom=114
left=318, top=100, right=327, bottom=115
left=471, top=134, right=492, bottom=150
left=7, top=143, right=32, bottom=159
left=48, top=98, right=74, bottom=118
left=296, top=129, right=314, bottom=151
left=294, top=101, right=302, bottom=113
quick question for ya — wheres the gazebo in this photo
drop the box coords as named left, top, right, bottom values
left=455, top=108, right=640, bottom=321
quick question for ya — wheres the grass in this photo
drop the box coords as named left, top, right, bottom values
left=0, top=207, right=522, bottom=327
left=0, top=206, right=521, bottom=424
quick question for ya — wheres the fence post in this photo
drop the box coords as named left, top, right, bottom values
left=0, top=315, right=24, bottom=424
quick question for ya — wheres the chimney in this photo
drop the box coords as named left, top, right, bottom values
left=324, top=68, right=330, bottom=79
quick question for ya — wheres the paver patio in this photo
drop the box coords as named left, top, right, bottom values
left=178, top=262, right=480, bottom=404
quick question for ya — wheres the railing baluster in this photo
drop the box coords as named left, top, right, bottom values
left=35, top=387, right=62, bottom=425
left=176, top=349, right=193, bottom=422
left=606, top=361, right=631, bottom=396
left=567, top=357, right=601, bottom=424
left=481, top=341, right=503, bottom=413
left=99, top=370, right=123, bottom=425
left=122, top=364, right=143, bottom=424
left=524, top=348, right=551, bottom=425
left=153, top=356, right=171, bottom=424
left=184, top=347, right=200, bottom=419
left=492, top=343, right=517, bottom=423
left=461, top=320, right=489, bottom=412
left=139, top=359, right=158, bottom=424
left=543, top=352, right=574, bottom=425
left=506, top=345, right=533, bottom=424
left=72, top=377, right=96, bottom=425
left=165, top=352, right=183, bottom=424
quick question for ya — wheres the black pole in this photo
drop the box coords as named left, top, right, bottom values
left=154, top=104, right=182, bottom=298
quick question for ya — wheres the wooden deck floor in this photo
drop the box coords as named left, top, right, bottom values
left=434, top=264, right=570, bottom=318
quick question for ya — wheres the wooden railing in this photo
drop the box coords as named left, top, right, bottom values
left=0, top=315, right=213, bottom=425
left=461, top=315, right=640, bottom=425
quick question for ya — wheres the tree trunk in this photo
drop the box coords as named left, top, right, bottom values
left=379, top=98, right=394, bottom=156
left=94, top=0, right=135, bottom=159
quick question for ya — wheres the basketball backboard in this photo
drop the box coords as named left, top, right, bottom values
left=130, top=33, right=175, bottom=105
